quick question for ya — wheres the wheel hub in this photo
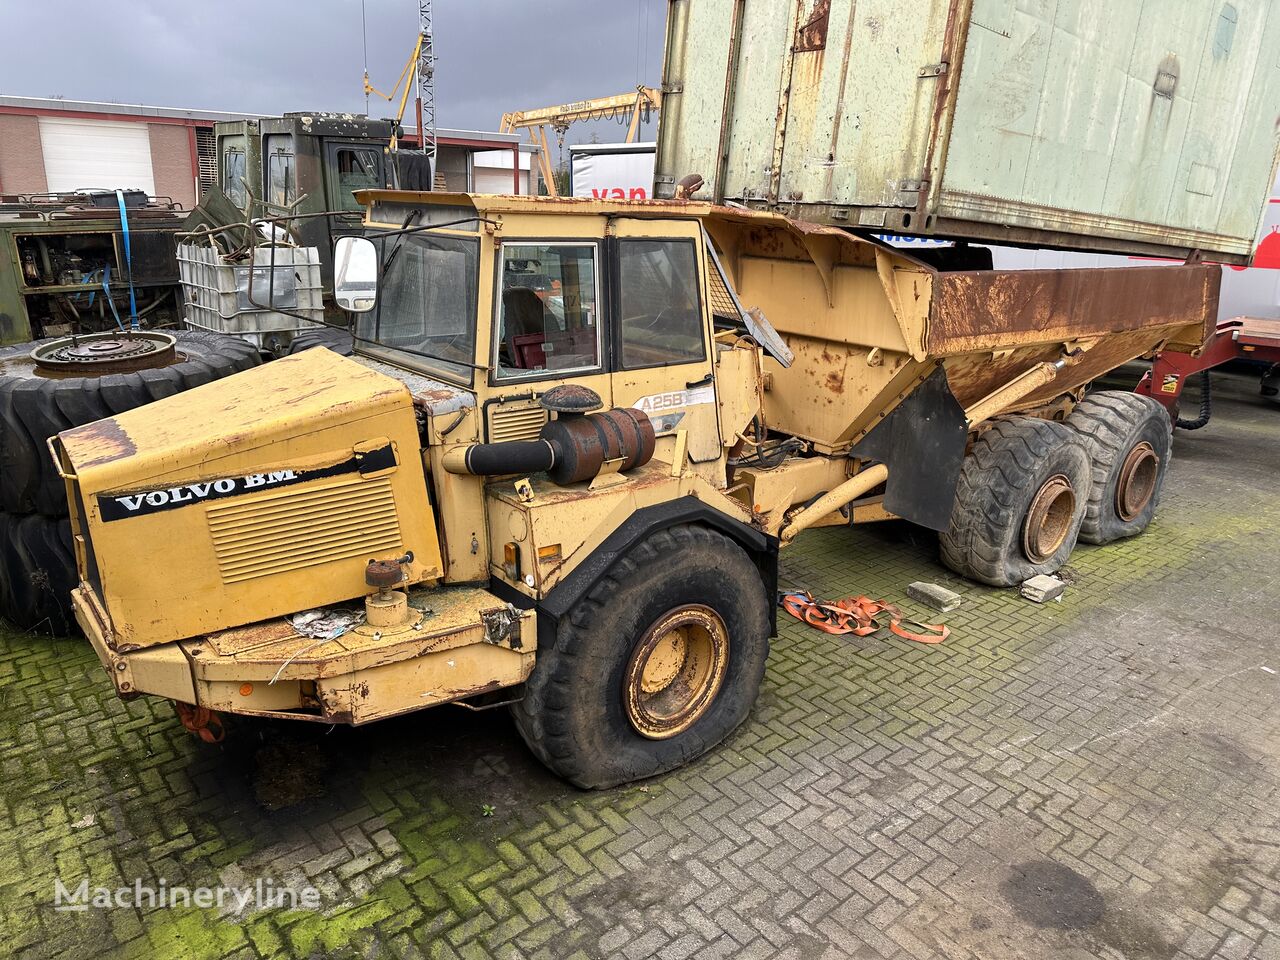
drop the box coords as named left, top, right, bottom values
left=31, top=331, right=178, bottom=375
left=1022, top=473, right=1075, bottom=563
left=1115, top=441, right=1159, bottom=522
left=639, top=631, right=687, bottom=694
left=623, top=604, right=729, bottom=740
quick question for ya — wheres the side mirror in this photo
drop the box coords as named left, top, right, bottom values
left=333, top=236, right=378, bottom=313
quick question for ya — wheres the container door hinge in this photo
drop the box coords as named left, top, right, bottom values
left=918, top=62, right=948, bottom=78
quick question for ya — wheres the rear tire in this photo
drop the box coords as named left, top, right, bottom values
left=512, top=524, right=770, bottom=789
left=941, top=416, right=1091, bottom=587
left=1066, top=391, right=1172, bottom=544
left=0, top=513, right=77, bottom=635
left=0, top=332, right=261, bottom=517
left=288, top=326, right=354, bottom=356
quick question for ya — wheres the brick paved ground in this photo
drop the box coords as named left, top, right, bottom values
left=1, top=375, right=1277, bottom=960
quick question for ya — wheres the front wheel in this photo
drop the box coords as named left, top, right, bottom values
left=513, top=524, right=770, bottom=789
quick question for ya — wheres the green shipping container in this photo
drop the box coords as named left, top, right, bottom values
left=655, top=0, right=1280, bottom=263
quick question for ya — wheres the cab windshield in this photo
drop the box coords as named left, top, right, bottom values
left=358, top=232, right=479, bottom=381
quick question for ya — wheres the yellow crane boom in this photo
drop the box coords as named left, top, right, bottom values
left=363, top=34, right=423, bottom=152
left=500, top=86, right=661, bottom=197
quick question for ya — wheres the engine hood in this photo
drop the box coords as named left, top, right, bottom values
left=57, top=348, right=443, bottom=650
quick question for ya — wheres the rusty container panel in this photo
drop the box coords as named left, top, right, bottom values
left=657, top=0, right=1280, bottom=264
left=775, top=0, right=953, bottom=213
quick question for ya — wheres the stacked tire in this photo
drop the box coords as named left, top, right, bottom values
left=0, top=332, right=261, bottom=635
left=288, top=326, right=354, bottom=356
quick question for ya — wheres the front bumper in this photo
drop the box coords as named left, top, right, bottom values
left=73, top=583, right=536, bottom=724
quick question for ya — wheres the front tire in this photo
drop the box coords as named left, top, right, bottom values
left=513, top=524, right=770, bottom=789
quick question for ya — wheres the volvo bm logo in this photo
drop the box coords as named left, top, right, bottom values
left=99, top=472, right=298, bottom=521
left=94, top=444, right=397, bottom=523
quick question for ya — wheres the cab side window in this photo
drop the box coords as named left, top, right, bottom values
left=267, top=151, right=295, bottom=208
left=223, top=150, right=247, bottom=208
left=494, top=243, right=600, bottom=380
left=333, top=146, right=383, bottom=211
left=618, top=240, right=704, bottom=369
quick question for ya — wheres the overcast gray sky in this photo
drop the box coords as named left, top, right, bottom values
left=0, top=0, right=666, bottom=151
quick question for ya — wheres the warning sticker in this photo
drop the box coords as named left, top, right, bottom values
left=647, top=411, right=687, bottom=434
left=1160, top=374, right=1180, bottom=394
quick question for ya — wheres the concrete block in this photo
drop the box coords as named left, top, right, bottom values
left=906, top=582, right=963, bottom=612
left=1021, top=574, right=1066, bottom=603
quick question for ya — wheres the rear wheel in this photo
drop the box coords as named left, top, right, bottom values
left=1066, top=391, right=1172, bottom=544
left=940, top=416, right=1091, bottom=587
left=513, top=524, right=770, bottom=788
left=1262, top=363, right=1279, bottom=398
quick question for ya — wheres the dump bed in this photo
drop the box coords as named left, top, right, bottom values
left=656, top=0, right=1280, bottom=264
left=696, top=207, right=1219, bottom=451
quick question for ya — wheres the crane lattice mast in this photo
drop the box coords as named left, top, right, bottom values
left=417, top=0, right=437, bottom=163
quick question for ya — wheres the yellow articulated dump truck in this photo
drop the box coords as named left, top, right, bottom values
left=50, top=192, right=1215, bottom=787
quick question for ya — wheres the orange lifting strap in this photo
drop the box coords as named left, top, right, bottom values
left=780, top=591, right=949, bottom=644
left=174, top=702, right=228, bottom=744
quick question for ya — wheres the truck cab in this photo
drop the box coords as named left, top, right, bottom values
left=214, top=114, right=397, bottom=295
left=56, top=191, right=785, bottom=787
left=352, top=190, right=761, bottom=552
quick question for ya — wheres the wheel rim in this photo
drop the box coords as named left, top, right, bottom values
left=1115, top=441, right=1159, bottom=521
left=1022, top=474, right=1075, bottom=563
left=30, top=331, right=177, bottom=375
left=623, top=604, right=729, bottom=740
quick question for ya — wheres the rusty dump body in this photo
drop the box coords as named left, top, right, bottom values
left=693, top=201, right=1218, bottom=453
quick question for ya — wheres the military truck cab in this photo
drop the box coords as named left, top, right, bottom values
left=214, top=113, right=397, bottom=295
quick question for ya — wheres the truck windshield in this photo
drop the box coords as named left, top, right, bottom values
left=358, top=232, right=480, bottom=381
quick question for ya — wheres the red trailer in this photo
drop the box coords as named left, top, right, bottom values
left=1136, top=317, right=1280, bottom=427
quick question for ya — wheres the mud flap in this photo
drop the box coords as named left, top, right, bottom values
left=850, top=365, right=968, bottom=531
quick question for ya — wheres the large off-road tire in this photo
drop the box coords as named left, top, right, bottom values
left=0, top=512, right=77, bottom=636
left=1066, top=391, right=1172, bottom=545
left=288, top=326, right=354, bottom=356
left=513, top=524, right=770, bottom=789
left=940, top=416, right=1092, bottom=587
left=0, top=332, right=260, bottom=517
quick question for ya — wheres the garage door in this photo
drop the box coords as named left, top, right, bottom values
left=38, top=117, right=155, bottom=194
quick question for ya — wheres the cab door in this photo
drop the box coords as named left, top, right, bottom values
left=482, top=236, right=613, bottom=443
left=608, top=219, right=722, bottom=464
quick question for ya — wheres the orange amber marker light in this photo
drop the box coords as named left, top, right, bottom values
left=239, top=683, right=254, bottom=697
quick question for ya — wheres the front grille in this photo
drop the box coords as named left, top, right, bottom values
left=208, top=475, right=402, bottom=585
left=487, top=402, right=547, bottom=443
left=195, top=127, right=217, bottom=195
